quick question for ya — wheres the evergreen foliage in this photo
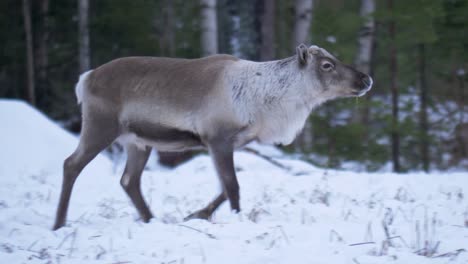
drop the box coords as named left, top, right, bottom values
left=0, top=0, right=466, bottom=171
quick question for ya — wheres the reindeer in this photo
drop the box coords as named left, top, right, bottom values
left=53, top=44, right=373, bottom=230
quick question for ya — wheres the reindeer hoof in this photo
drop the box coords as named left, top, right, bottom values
left=184, top=210, right=211, bottom=221
left=52, top=221, right=66, bottom=231
left=140, top=212, right=153, bottom=223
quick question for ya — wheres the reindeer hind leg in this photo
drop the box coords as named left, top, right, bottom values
left=53, top=114, right=119, bottom=230
left=120, top=144, right=153, bottom=222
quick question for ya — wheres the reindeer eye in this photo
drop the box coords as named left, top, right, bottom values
left=321, top=61, right=334, bottom=71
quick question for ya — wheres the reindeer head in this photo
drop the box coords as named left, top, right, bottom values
left=296, top=44, right=373, bottom=100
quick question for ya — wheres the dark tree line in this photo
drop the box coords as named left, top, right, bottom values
left=1, top=0, right=467, bottom=172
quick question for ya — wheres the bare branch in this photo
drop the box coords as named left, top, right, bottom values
left=243, top=147, right=291, bottom=171
left=177, top=224, right=217, bottom=239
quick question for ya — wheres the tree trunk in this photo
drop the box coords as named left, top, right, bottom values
left=388, top=0, right=400, bottom=172
left=259, top=0, right=276, bottom=61
left=293, top=0, right=314, bottom=152
left=457, top=67, right=466, bottom=123
left=37, top=0, right=49, bottom=107
left=276, top=1, right=288, bottom=58
left=22, top=0, right=35, bottom=106
left=78, top=0, right=90, bottom=73
left=157, top=0, right=194, bottom=167
left=418, top=44, right=429, bottom=172
left=293, top=0, right=313, bottom=49
left=352, top=0, right=375, bottom=157
left=355, top=0, right=375, bottom=76
left=200, top=0, right=218, bottom=56
left=158, top=0, right=175, bottom=57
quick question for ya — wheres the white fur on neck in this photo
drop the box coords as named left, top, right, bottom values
left=226, top=57, right=329, bottom=145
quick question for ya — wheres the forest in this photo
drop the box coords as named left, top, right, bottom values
left=1, top=1, right=468, bottom=263
left=1, top=0, right=467, bottom=172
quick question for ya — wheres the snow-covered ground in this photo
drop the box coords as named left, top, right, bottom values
left=0, top=99, right=467, bottom=264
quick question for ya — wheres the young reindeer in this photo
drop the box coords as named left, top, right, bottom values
left=53, top=44, right=373, bottom=230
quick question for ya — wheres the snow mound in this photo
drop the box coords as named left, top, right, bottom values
left=0, top=99, right=467, bottom=264
left=0, top=99, right=111, bottom=177
left=0, top=99, right=114, bottom=227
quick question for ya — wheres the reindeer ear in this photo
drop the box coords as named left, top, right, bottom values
left=296, top=44, right=309, bottom=66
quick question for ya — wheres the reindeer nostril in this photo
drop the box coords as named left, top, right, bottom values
left=362, top=77, right=370, bottom=86
left=362, top=76, right=372, bottom=87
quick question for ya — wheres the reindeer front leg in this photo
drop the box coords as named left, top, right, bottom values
left=185, top=137, right=240, bottom=220
left=184, top=193, right=226, bottom=220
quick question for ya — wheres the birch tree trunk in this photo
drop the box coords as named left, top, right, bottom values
left=355, top=0, right=375, bottom=76
left=22, top=0, right=35, bottom=106
left=259, top=0, right=276, bottom=61
left=200, top=0, right=218, bottom=56
left=293, top=0, right=313, bottom=49
left=78, top=0, right=90, bottom=73
left=293, top=0, right=314, bottom=151
left=352, top=0, right=375, bottom=155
